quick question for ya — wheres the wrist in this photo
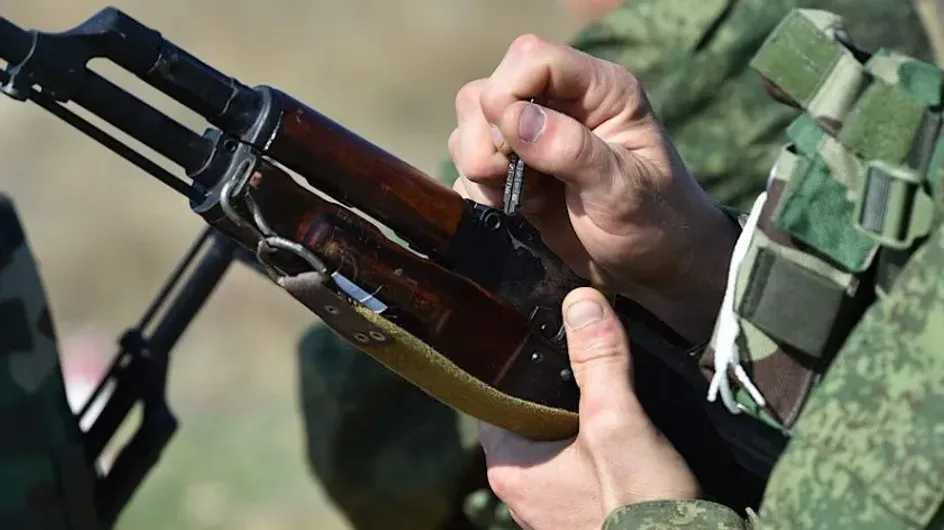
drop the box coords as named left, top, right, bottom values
left=633, top=200, right=740, bottom=343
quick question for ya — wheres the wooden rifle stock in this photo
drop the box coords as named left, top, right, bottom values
left=202, top=158, right=575, bottom=411
left=264, top=91, right=467, bottom=261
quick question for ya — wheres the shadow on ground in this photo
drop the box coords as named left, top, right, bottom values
left=0, top=1, right=579, bottom=528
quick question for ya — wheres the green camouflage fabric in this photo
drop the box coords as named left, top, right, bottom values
left=297, top=2, right=932, bottom=530
left=603, top=500, right=755, bottom=530
left=603, top=171, right=944, bottom=530
left=604, top=8, right=944, bottom=530
left=0, top=194, right=100, bottom=530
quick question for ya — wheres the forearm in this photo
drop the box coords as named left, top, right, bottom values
left=630, top=198, right=742, bottom=344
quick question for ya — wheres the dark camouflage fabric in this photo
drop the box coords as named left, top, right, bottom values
left=297, top=1, right=932, bottom=530
left=0, top=194, right=100, bottom=530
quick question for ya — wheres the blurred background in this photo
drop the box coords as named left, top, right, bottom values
left=0, top=1, right=587, bottom=528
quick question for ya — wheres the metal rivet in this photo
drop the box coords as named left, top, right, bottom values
left=353, top=333, right=370, bottom=343
left=368, top=331, right=385, bottom=341
left=483, top=211, right=502, bottom=230
left=560, top=368, right=573, bottom=381
left=324, top=305, right=340, bottom=315
left=530, top=351, right=543, bottom=364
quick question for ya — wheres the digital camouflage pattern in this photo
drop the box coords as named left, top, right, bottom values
left=297, top=1, right=933, bottom=530
left=603, top=500, right=754, bottom=530
left=603, top=8, right=944, bottom=530
left=604, top=169, right=944, bottom=530
left=0, top=194, right=100, bottom=530
left=755, top=224, right=944, bottom=528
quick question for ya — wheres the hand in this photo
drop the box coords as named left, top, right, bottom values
left=448, top=35, right=738, bottom=342
left=479, top=287, right=699, bottom=530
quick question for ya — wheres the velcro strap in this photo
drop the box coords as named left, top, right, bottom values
left=700, top=158, right=829, bottom=429
left=866, top=49, right=944, bottom=107
left=838, top=79, right=930, bottom=167
left=737, top=247, right=851, bottom=358
left=781, top=223, right=944, bottom=527
left=866, top=49, right=944, bottom=200
left=772, top=153, right=879, bottom=272
left=750, top=9, right=867, bottom=125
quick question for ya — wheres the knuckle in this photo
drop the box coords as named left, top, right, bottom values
left=455, top=80, right=485, bottom=113
left=581, top=408, right=633, bottom=449
left=478, top=84, right=503, bottom=123
left=509, top=33, right=546, bottom=56
left=451, top=129, right=504, bottom=183
left=466, top=181, right=505, bottom=208
left=460, top=156, right=500, bottom=183
left=556, top=127, right=592, bottom=166
left=571, top=334, right=624, bottom=366
left=608, top=67, right=648, bottom=118
left=486, top=466, right=519, bottom=501
left=446, top=128, right=460, bottom=156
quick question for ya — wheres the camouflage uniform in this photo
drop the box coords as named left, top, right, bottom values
left=605, top=226, right=944, bottom=528
left=604, top=8, right=944, bottom=528
left=0, top=195, right=100, bottom=529
left=297, top=1, right=932, bottom=529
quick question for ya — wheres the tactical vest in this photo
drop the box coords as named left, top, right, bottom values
left=704, top=8, right=944, bottom=434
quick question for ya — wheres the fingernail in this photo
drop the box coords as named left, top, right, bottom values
left=564, top=299, right=604, bottom=330
left=489, top=124, right=505, bottom=149
left=518, top=103, right=546, bottom=143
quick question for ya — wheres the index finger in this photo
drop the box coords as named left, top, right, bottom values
left=480, top=34, right=646, bottom=131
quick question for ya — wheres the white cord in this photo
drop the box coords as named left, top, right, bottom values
left=707, top=191, right=769, bottom=414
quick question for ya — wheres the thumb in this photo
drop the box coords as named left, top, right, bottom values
left=561, top=287, right=639, bottom=421
left=494, top=100, right=621, bottom=202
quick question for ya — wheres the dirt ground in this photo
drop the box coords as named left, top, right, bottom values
left=0, top=1, right=579, bottom=528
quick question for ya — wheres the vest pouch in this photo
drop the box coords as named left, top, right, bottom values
left=702, top=146, right=873, bottom=432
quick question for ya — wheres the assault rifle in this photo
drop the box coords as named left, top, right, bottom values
left=0, top=7, right=788, bottom=526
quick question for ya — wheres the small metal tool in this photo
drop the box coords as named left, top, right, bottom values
left=503, top=152, right=526, bottom=216
left=503, top=97, right=538, bottom=216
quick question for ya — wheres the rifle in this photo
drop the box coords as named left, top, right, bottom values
left=0, top=7, right=788, bottom=526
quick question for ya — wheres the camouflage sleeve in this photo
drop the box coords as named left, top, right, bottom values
left=603, top=500, right=752, bottom=530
